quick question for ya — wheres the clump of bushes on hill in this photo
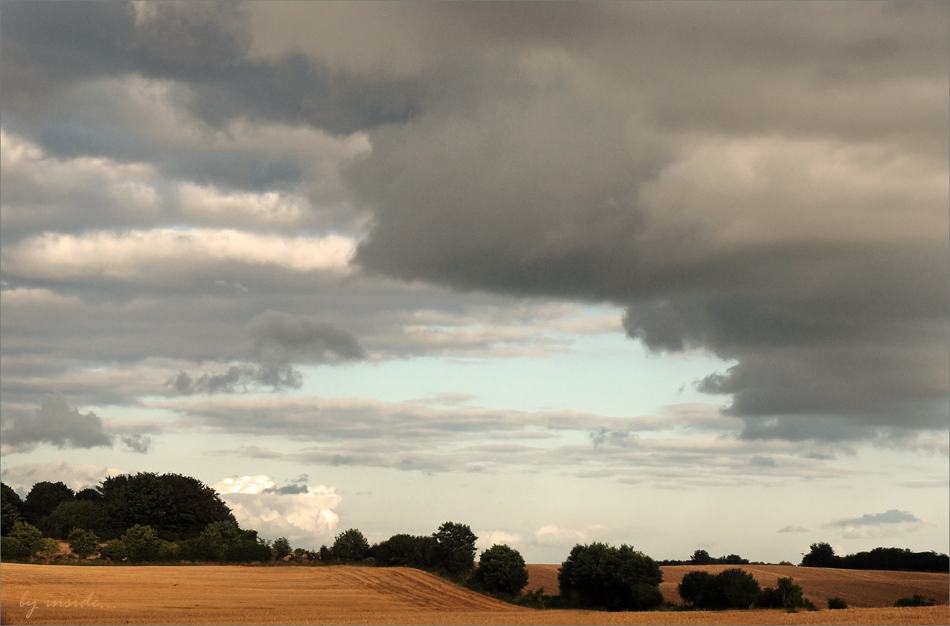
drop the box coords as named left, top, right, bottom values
left=558, top=543, right=664, bottom=611
left=678, top=570, right=815, bottom=612
left=827, top=596, right=848, bottom=609
left=894, top=594, right=935, bottom=607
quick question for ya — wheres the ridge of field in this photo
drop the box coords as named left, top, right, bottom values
left=2, top=563, right=948, bottom=625
left=526, top=563, right=950, bottom=609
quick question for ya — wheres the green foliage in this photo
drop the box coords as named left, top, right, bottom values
left=1, top=483, right=24, bottom=535
left=689, top=549, right=712, bottom=565
left=371, top=534, right=437, bottom=568
left=433, top=522, right=478, bottom=577
left=471, top=544, right=529, bottom=594
left=894, top=594, right=935, bottom=607
left=23, top=481, right=74, bottom=526
left=827, top=596, right=848, bottom=609
left=121, top=524, right=164, bottom=562
left=755, top=577, right=814, bottom=610
left=332, top=529, right=369, bottom=561
left=678, top=568, right=760, bottom=609
left=273, top=536, right=293, bottom=559
left=194, top=520, right=244, bottom=561
left=99, top=539, right=127, bottom=562
left=1, top=535, right=33, bottom=560
left=10, top=520, right=44, bottom=555
left=558, top=542, right=664, bottom=611
left=99, top=473, right=232, bottom=540
left=800, top=542, right=839, bottom=568
left=67, top=528, right=100, bottom=558
left=42, top=500, right=109, bottom=539
left=35, top=537, right=62, bottom=563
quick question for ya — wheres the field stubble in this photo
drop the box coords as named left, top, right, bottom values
left=1, top=563, right=947, bottom=625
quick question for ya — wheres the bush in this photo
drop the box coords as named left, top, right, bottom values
left=1, top=536, right=32, bottom=560
left=10, top=521, right=43, bottom=556
left=332, top=529, right=370, bottom=562
left=756, top=577, right=814, bottom=610
left=121, top=525, right=163, bottom=562
left=678, top=568, right=760, bottom=609
left=99, top=539, right=127, bottom=562
left=67, top=528, right=100, bottom=558
left=894, top=594, right=935, bottom=607
left=35, top=537, right=62, bottom=563
left=273, top=536, right=292, bottom=559
left=43, top=500, right=109, bottom=539
left=827, top=596, right=848, bottom=609
left=471, top=544, right=529, bottom=594
left=559, top=543, right=664, bottom=611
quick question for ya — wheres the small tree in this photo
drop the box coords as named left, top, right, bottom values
left=67, top=528, right=100, bottom=558
left=800, top=542, right=838, bottom=568
left=756, top=577, right=813, bottom=610
left=894, top=594, right=935, bottom=607
left=690, top=549, right=712, bottom=565
left=679, top=568, right=759, bottom=609
left=122, top=524, right=163, bottom=562
left=10, top=521, right=43, bottom=556
left=472, top=544, right=529, bottom=594
left=827, top=597, right=848, bottom=609
left=273, top=536, right=292, bottom=559
left=433, top=522, right=477, bottom=576
left=332, top=529, right=369, bottom=561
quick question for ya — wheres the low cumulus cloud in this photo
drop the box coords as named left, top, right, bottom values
left=777, top=526, right=809, bottom=534
left=1, top=394, right=113, bottom=453
left=476, top=531, right=522, bottom=552
left=213, top=475, right=341, bottom=548
left=0, top=460, right=124, bottom=493
left=823, top=509, right=923, bottom=539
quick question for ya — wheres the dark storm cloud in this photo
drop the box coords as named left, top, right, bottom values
left=1, top=394, right=113, bottom=451
left=343, top=3, right=949, bottom=441
left=0, top=1, right=422, bottom=140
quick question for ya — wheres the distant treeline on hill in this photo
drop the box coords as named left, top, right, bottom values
left=658, top=549, right=751, bottom=566
left=801, top=542, right=948, bottom=573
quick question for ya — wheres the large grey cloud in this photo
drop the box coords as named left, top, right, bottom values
left=1, top=1, right=947, bottom=447
left=1, top=394, right=113, bottom=451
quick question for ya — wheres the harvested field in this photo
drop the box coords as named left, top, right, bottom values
left=527, top=563, right=949, bottom=609
left=1, top=563, right=947, bottom=625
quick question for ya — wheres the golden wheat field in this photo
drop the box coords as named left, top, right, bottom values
left=1, top=563, right=947, bottom=626
left=526, top=563, right=950, bottom=609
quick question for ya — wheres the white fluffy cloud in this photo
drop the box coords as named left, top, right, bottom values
left=476, top=530, right=522, bottom=551
left=213, top=475, right=342, bottom=548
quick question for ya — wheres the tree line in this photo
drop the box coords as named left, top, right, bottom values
left=801, top=542, right=949, bottom=573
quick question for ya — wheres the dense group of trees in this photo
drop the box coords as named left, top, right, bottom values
left=659, top=549, right=751, bottom=566
left=678, top=569, right=814, bottom=611
left=558, top=543, right=664, bottom=611
left=801, top=542, right=949, bottom=573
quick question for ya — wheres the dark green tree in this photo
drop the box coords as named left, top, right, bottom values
left=1, top=483, right=24, bottom=535
left=273, top=536, right=293, bottom=559
left=23, top=481, right=74, bottom=525
left=332, top=529, right=369, bottom=561
left=756, top=577, right=812, bottom=610
left=433, top=522, right=477, bottom=576
left=67, top=528, right=100, bottom=558
left=371, top=534, right=437, bottom=568
left=800, top=542, right=839, bottom=568
left=678, top=570, right=718, bottom=608
left=41, top=500, right=109, bottom=539
left=471, top=544, right=529, bottom=594
left=99, top=539, right=127, bottom=562
left=558, top=543, right=664, bottom=611
left=717, top=568, right=761, bottom=609
left=9, top=520, right=43, bottom=556
left=689, top=549, right=712, bottom=565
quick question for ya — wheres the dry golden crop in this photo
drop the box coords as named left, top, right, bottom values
left=2, top=563, right=947, bottom=626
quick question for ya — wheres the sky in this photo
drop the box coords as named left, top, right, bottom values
left=0, top=1, right=947, bottom=564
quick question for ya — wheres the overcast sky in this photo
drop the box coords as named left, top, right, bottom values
left=1, top=1, right=947, bottom=563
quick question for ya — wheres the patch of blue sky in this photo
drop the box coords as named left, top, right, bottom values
left=297, top=329, right=735, bottom=419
